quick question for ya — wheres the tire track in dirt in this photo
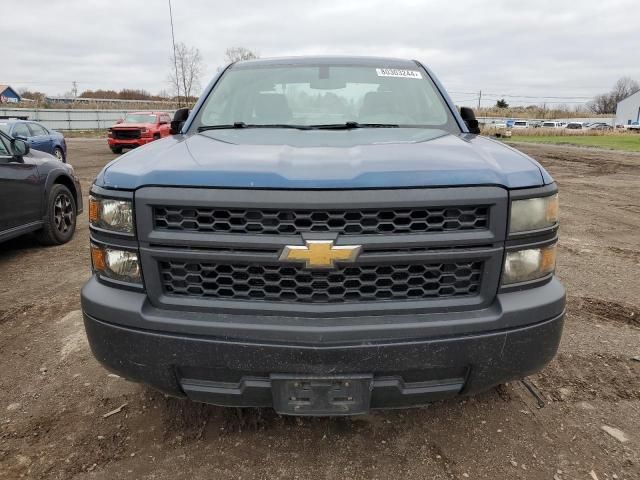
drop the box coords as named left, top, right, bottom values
left=534, top=353, right=640, bottom=403
left=569, top=295, right=639, bottom=326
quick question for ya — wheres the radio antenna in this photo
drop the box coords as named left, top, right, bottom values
left=168, top=0, right=181, bottom=107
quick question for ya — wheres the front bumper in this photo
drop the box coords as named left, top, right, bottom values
left=81, top=277, right=565, bottom=413
left=73, top=175, right=83, bottom=214
left=107, top=137, right=153, bottom=148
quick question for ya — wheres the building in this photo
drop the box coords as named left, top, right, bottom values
left=615, top=90, right=640, bottom=125
left=0, top=85, right=21, bottom=103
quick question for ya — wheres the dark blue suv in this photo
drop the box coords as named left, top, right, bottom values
left=0, top=120, right=67, bottom=162
left=0, top=130, right=82, bottom=245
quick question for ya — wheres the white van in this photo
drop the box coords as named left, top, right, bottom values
left=512, top=120, right=530, bottom=129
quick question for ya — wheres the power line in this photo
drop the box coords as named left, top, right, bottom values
left=448, top=90, right=593, bottom=100
left=451, top=96, right=480, bottom=102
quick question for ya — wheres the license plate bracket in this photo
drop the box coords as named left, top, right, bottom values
left=271, top=374, right=373, bottom=416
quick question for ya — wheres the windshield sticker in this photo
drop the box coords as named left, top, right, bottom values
left=376, top=68, right=422, bottom=79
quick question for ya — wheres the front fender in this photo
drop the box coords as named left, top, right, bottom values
left=44, top=170, right=84, bottom=214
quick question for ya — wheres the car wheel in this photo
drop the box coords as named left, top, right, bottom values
left=53, top=147, right=65, bottom=162
left=153, top=133, right=160, bottom=141
left=35, top=184, right=77, bottom=246
left=110, top=146, right=123, bottom=154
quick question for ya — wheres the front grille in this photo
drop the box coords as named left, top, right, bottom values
left=159, top=260, right=482, bottom=303
left=154, top=206, right=489, bottom=235
left=112, top=129, right=141, bottom=140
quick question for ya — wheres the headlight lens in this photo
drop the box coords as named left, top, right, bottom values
left=91, top=244, right=141, bottom=284
left=510, top=194, right=558, bottom=233
left=89, top=196, right=134, bottom=234
left=503, top=243, right=557, bottom=285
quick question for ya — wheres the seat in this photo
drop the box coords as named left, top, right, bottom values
left=359, top=91, right=398, bottom=118
left=253, top=93, right=292, bottom=124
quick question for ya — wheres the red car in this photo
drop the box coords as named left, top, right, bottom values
left=108, top=111, right=172, bottom=154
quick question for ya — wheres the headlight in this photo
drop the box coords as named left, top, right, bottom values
left=91, top=244, right=141, bottom=284
left=89, top=196, right=134, bottom=234
left=503, top=243, right=557, bottom=285
left=510, top=194, right=558, bottom=233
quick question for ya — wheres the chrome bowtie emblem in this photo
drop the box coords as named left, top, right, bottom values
left=279, top=240, right=362, bottom=269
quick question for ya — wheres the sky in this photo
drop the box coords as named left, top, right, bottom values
left=2, top=0, right=639, bottom=107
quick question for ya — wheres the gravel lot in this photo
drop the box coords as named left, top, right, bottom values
left=1, top=138, right=639, bottom=480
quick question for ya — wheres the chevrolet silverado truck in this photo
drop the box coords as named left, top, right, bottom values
left=82, top=56, right=565, bottom=416
left=107, top=111, right=172, bottom=154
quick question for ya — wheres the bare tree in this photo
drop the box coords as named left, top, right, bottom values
left=169, top=42, right=203, bottom=105
left=588, top=76, right=640, bottom=114
left=224, top=47, right=259, bottom=63
left=157, top=89, right=171, bottom=100
left=611, top=77, right=640, bottom=103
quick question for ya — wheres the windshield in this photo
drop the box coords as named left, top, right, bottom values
left=0, top=123, right=8, bottom=134
left=123, top=114, right=157, bottom=124
left=194, top=64, right=458, bottom=132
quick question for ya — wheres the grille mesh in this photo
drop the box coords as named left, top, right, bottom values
left=112, top=129, right=141, bottom=140
left=154, top=206, right=489, bottom=235
left=159, top=260, right=482, bottom=303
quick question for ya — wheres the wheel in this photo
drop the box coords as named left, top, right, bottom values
left=53, top=147, right=65, bottom=162
left=35, top=184, right=77, bottom=246
left=110, top=146, right=123, bottom=154
left=153, top=133, right=160, bottom=140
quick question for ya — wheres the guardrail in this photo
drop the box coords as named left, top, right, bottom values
left=0, top=108, right=176, bottom=131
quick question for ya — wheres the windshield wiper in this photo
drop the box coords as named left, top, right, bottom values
left=309, top=122, right=400, bottom=130
left=198, top=122, right=312, bottom=132
left=198, top=121, right=404, bottom=132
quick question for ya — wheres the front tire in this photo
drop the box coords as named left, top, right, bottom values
left=35, top=184, right=77, bottom=246
left=110, top=146, right=123, bottom=154
left=53, top=147, right=65, bottom=162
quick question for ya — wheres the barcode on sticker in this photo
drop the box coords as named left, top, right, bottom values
left=376, top=68, right=422, bottom=79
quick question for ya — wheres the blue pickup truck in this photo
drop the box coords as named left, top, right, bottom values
left=82, top=56, right=565, bottom=416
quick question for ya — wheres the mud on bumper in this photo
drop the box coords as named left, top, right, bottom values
left=82, top=286, right=564, bottom=414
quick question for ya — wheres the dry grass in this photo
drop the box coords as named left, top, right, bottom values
left=6, top=100, right=183, bottom=110
left=63, top=129, right=109, bottom=138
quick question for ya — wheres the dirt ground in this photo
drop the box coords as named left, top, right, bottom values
left=1, top=139, right=639, bottom=480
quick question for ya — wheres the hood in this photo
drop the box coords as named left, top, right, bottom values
left=29, top=147, right=57, bottom=165
left=96, top=129, right=549, bottom=190
left=111, top=123, right=154, bottom=129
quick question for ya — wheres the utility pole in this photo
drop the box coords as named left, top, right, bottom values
left=477, top=90, right=482, bottom=111
left=72, top=81, right=78, bottom=98
left=168, top=0, right=181, bottom=107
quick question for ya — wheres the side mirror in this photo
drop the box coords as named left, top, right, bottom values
left=12, top=138, right=30, bottom=157
left=460, top=107, right=481, bottom=135
left=170, top=108, right=190, bottom=134
left=13, top=134, right=28, bottom=141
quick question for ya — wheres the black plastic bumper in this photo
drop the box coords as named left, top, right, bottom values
left=82, top=277, right=565, bottom=414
